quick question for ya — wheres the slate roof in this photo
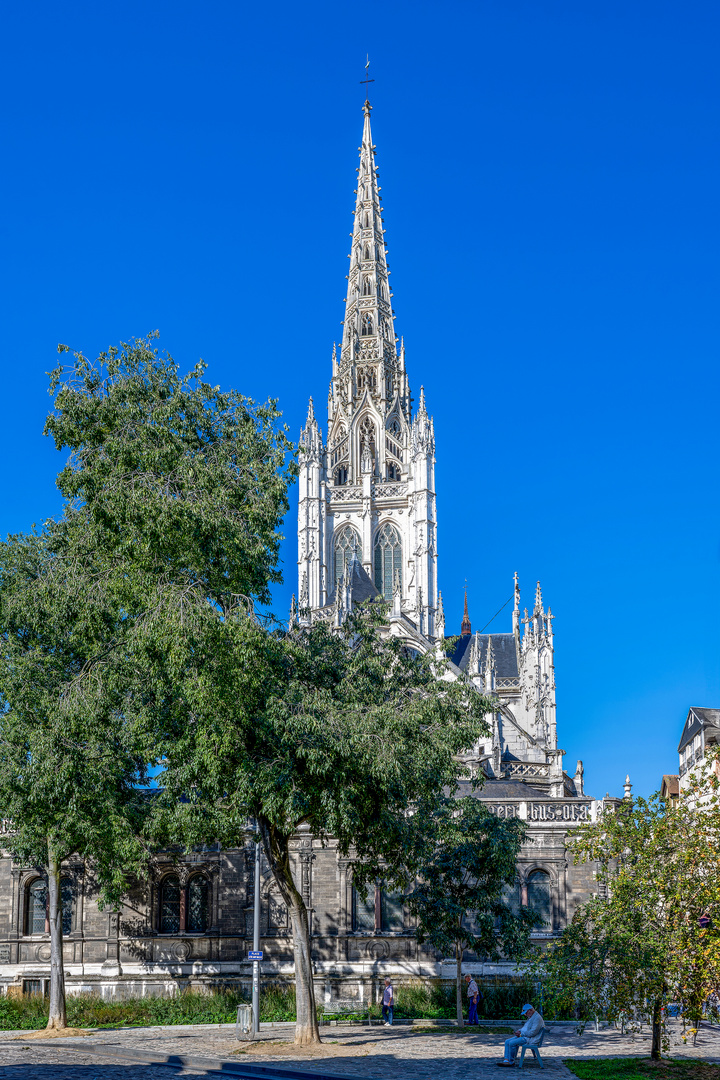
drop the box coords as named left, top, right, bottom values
left=447, top=632, right=519, bottom=679
left=327, top=556, right=379, bottom=607
left=678, top=706, right=720, bottom=752
left=455, top=778, right=549, bottom=800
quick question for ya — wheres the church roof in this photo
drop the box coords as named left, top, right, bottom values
left=448, top=632, right=519, bottom=679
left=678, top=706, right=720, bottom=752
left=456, top=778, right=550, bottom=800
left=327, top=557, right=379, bottom=607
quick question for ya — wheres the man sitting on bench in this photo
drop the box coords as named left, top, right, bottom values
left=497, top=1003, right=545, bottom=1067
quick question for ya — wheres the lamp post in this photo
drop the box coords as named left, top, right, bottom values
left=253, top=835, right=261, bottom=1035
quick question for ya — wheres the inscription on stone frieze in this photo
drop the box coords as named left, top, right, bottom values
left=0, top=945, right=10, bottom=963
left=486, top=804, right=520, bottom=818
left=529, top=803, right=589, bottom=822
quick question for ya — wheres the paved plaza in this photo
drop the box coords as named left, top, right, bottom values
left=1, top=1021, right=720, bottom=1079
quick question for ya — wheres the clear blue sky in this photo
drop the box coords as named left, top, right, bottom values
left=2, top=1, right=718, bottom=800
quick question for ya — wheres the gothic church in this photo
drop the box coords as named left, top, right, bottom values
left=0, top=102, right=610, bottom=1003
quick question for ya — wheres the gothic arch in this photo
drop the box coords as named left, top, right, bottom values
left=374, top=521, right=402, bottom=600
left=334, top=525, right=361, bottom=588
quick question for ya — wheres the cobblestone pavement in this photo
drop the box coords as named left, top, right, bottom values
left=0, top=1021, right=719, bottom=1079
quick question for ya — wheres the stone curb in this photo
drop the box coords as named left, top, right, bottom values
left=31, top=1039, right=382, bottom=1080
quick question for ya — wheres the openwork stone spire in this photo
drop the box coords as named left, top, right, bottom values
left=339, top=101, right=407, bottom=420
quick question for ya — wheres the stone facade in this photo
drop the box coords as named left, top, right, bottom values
left=0, top=100, right=611, bottom=1001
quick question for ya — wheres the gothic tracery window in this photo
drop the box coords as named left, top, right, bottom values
left=361, top=312, right=373, bottom=336
left=160, top=875, right=181, bottom=934
left=25, top=878, right=74, bottom=935
left=386, top=463, right=401, bottom=481
left=362, top=277, right=373, bottom=296
left=187, top=875, right=209, bottom=933
left=26, top=880, right=47, bottom=935
left=526, top=870, right=552, bottom=929
left=334, top=526, right=360, bottom=588
left=374, top=523, right=402, bottom=600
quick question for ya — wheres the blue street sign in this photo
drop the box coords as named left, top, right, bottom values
left=249, top=950, right=263, bottom=960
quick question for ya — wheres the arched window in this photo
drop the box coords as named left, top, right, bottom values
left=362, top=276, right=373, bottom=296
left=160, top=875, right=181, bottom=934
left=374, top=523, right=402, bottom=600
left=335, top=526, right=361, bottom=588
left=334, top=465, right=348, bottom=486
left=25, top=878, right=73, bottom=935
left=386, top=463, right=401, bottom=481
left=61, top=878, right=74, bottom=935
left=388, top=418, right=401, bottom=437
left=526, top=870, right=552, bottom=929
left=363, top=243, right=371, bottom=260
left=187, top=875, right=209, bottom=933
left=268, top=890, right=288, bottom=930
left=361, top=312, right=373, bottom=336
left=26, top=880, right=48, bottom=935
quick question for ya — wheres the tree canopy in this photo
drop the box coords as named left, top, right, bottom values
left=535, top=759, right=720, bottom=1059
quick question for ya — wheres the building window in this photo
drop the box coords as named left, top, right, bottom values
left=334, top=465, right=348, bottom=486
left=26, top=880, right=48, bottom=935
left=362, top=276, right=373, bottom=296
left=353, top=884, right=376, bottom=931
left=386, top=463, right=401, bottom=481
left=374, top=523, right=402, bottom=600
left=526, top=870, right=552, bottom=929
left=187, top=876, right=209, bottom=933
left=361, top=312, right=373, bottom=336
left=160, top=875, right=181, bottom=934
left=335, top=526, right=361, bottom=588
left=25, top=878, right=74, bottom=936
left=500, top=880, right=521, bottom=917
left=353, top=884, right=404, bottom=931
left=381, top=891, right=404, bottom=931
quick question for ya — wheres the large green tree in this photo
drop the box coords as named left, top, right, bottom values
left=535, top=758, right=720, bottom=1059
left=43, top=336, right=492, bottom=1045
left=381, top=795, right=535, bottom=1026
left=0, top=334, right=295, bottom=1029
left=152, top=607, right=492, bottom=1044
left=0, top=531, right=153, bottom=1029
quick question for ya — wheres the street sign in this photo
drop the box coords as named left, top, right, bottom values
left=248, top=950, right=263, bottom=960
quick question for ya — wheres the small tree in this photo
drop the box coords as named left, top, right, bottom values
left=535, top=757, right=720, bottom=1059
left=389, top=795, right=535, bottom=1026
left=0, top=532, right=153, bottom=1029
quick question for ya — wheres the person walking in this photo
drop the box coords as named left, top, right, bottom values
left=382, top=978, right=394, bottom=1026
left=497, top=1003, right=544, bottom=1066
left=464, top=973, right=479, bottom=1026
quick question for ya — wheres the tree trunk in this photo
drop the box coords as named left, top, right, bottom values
left=259, top=818, right=320, bottom=1046
left=456, top=940, right=464, bottom=1028
left=46, top=843, right=67, bottom=1030
left=651, top=997, right=662, bottom=1061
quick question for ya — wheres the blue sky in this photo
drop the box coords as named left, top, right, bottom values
left=1, top=1, right=718, bottom=799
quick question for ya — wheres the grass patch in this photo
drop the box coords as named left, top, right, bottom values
left=0, top=986, right=298, bottom=1030
left=565, top=1059, right=720, bottom=1079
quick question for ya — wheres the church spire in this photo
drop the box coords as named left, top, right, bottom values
left=461, top=586, right=471, bottom=636
left=339, top=100, right=399, bottom=409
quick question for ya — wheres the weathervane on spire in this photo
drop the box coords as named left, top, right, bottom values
left=360, top=54, right=374, bottom=105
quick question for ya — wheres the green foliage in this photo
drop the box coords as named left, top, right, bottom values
left=397, top=795, right=535, bottom=961
left=532, top=753, right=720, bottom=1059
left=0, top=987, right=298, bottom=1030
left=565, top=1060, right=720, bottom=1079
